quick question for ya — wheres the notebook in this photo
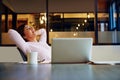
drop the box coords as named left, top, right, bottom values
left=51, top=38, right=93, bottom=63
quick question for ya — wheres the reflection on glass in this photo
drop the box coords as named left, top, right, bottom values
left=49, top=13, right=95, bottom=32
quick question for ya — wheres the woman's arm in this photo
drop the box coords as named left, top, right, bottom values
left=35, top=28, right=47, bottom=43
left=8, top=29, right=31, bottom=55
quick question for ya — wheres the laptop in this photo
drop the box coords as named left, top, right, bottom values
left=51, top=38, right=93, bottom=63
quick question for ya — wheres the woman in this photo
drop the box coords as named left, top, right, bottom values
left=8, top=24, right=51, bottom=62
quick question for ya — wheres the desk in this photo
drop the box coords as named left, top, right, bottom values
left=0, top=63, right=120, bottom=80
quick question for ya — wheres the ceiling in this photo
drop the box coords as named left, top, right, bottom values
left=2, top=0, right=109, bottom=13
left=2, top=0, right=46, bottom=13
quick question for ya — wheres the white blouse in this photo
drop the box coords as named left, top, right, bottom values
left=8, top=28, right=51, bottom=62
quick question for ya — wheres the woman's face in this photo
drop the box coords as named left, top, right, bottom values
left=23, top=25, right=36, bottom=41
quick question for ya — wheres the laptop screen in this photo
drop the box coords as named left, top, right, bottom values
left=51, top=38, right=93, bottom=63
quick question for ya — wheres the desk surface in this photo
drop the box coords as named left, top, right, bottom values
left=0, top=63, right=120, bottom=80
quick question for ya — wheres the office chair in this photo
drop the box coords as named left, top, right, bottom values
left=17, top=47, right=27, bottom=61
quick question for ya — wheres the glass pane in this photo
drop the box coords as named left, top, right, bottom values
left=2, top=14, right=12, bottom=32
left=49, top=31, right=95, bottom=44
left=49, top=13, right=95, bottom=32
left=48, top=13, right=95, bottom=44
left=2, top=14, right=13, bottom=45
left=98, top=1, right=119, bottom=44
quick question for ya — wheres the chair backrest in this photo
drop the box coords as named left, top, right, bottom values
left=17, top=48, right=27, bottom=61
